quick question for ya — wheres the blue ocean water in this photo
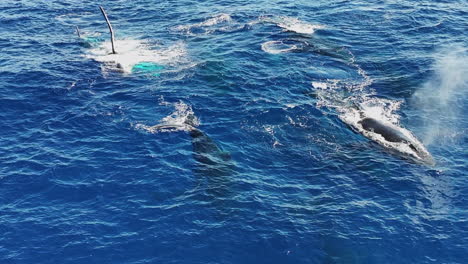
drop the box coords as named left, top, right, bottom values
left=1, top=0, right=467, bottom=263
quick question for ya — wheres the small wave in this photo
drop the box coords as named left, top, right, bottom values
left=84, top=39, right=187, bottom=74
left=257, top=16, right=324, bottom=34
left=199, top=13, right=232, bottom=27
left=55, top=12, right=95, bottom=26
left=135, top=101, right=199, bottom=134
left=261, top=39, right=309, bottom=54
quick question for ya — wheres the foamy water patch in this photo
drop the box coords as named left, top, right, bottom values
left=261, top=39, right=310, bottom=54
left=200, top=13, right=232, bottom=27
left=135, top=101, right=199, bottom=134
left=77, top=32, right=103, bottom=48
left=85, top=39, right=187, bottom=74
left=55, top=12, right=95, bottom=26
left=311, top=81, right=328, bottom=89
left=173, top=14, right=241, bottom=35
left=261, top=40, right=298, bottom=54
left=258, top=16, right=325, bottom=34
left=313, top=79, right=362, bottom=109
left=277, top=17, right=325, bottom=34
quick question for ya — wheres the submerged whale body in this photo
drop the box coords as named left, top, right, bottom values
left=147, top=114, right=235, bottom=202
left=145, top=113, right=234, bottom=176
left=189, top=128, right=232, bottom=167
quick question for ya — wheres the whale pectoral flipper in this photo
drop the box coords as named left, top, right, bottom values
left=99, top=6, right=116, bottom=54
left=76, top=26, right=81, bottom=38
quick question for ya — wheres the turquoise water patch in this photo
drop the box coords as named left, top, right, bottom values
left=84, top=36, right=100, bottom=43
left=80, top=36, right=101, bottom=48
left=132, top=62, right=165, bottom=76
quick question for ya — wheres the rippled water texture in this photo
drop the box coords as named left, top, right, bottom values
left=1, top=0, right=467, bottom=263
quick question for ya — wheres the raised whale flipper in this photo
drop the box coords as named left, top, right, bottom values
left=99, top=6, right=116, bottom=54
left=75, top=26, right=81, bottom=38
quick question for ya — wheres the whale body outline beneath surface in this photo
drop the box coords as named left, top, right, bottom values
left=139, top=111, right=235, bottom=176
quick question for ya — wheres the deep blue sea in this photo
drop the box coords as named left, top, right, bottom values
left=1, top=0, right=467, bottom=263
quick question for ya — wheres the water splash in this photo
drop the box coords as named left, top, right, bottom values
left=173, top=14, right=241, bottom=35
left=85, top=39, right=186, bottom=74
left=412, top=45, right=468, bottom=145
left=261, top=40, right=300, bottom=54
left=135, top=101, right=199, bottom=133
left=257, top=16, right=324, bottom=34
left=77, top=32, right=102, bottom=48
left=197, top=13, right=232, bottom=27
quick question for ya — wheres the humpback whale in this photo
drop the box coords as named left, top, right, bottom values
left=141, top=112, right=234, bottom=177
left=353, top=115, right=434, bottom=165
left=141, top=111, right=235, bottom=204
left=358, top=117, right=419, bottom=152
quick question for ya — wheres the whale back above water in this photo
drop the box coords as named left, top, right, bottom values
left=359, top=117, right=410, bottom=144
left=355, top=116, right=433, bottom=164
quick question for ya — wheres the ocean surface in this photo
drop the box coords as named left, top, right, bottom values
left=1, top=0, right=467, bottom=263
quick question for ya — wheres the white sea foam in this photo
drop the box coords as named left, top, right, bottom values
left=199, top=13, right=232, bottom=27
left=313, top=79, right=356, bottom=109
left=261, top=40, right=298, bottom=54
left=85, top=39, right=187, bottom=74
left=135, top=101, right=199, bottom=134
left=276, top=17, right=324, bottom=34
left=311, top=81, right=327, bottom=89
left=263, top=125, right=283, bottom=147
left=55, top=12, right=94, bottom=26
left=173, top=14, right=237, bottom=35
left=258, top=16, right=324, bottom=34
